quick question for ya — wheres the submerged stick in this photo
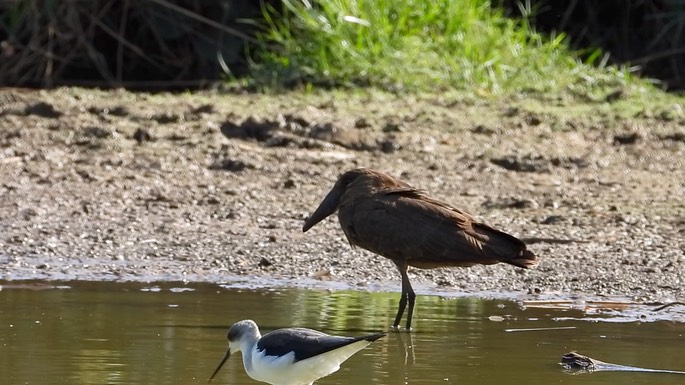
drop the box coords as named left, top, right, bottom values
left=504, top=326, right=576, bottom=333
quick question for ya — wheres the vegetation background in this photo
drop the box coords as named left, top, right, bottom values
left=1, top=0, right=684, bottom=97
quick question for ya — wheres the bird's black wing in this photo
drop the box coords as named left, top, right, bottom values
left=257, top=328, right=383, bottom=362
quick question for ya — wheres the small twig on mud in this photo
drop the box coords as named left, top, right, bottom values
left=653, top=302, right=685, bottom=312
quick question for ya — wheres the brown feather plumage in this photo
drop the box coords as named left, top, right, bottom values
left=303, top=168, right=538, bottom=329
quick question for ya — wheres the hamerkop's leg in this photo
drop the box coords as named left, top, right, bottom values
left=393, top=261, right=416, bottom=330
left=403, top=270, right=416, bottom=330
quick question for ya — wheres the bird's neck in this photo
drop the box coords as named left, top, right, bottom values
left=240, top=336, right=260, bottom=374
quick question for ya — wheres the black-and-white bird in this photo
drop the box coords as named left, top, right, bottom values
left=209, top=319, right=386, bottom=385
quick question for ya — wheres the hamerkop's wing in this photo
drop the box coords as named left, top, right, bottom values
left=342, top=188, right=537, bottom=269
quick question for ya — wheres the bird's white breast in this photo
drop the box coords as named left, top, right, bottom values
left=246, top=340, right=371, bottom=385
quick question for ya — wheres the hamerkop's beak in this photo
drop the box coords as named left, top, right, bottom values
left=208, top=349, right=231, bottom=382
left=303, top=186, right=343, bottom=232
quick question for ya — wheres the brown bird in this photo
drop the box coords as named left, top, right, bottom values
left=302, top=168, right=538, bottom=330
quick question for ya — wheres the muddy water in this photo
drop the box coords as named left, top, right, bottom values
left=1, top=281, right=684, bottom=385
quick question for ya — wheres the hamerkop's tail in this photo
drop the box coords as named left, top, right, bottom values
left=507, top=248, right=538, bottom=269
left=476, top=223, right=539, bottom=269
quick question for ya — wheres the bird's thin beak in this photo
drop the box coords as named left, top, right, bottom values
left=208, top=349, right=231, bottom=382
left=303, top=187, right=343, bottom=232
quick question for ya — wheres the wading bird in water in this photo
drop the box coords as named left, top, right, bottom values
left=302, top=168, right=538, bottom=330
left=209, top=319, right=385, bottom=385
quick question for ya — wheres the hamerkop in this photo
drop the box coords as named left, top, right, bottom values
left=302, top=168, right=538, bottom=330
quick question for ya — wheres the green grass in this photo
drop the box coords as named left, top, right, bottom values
left=250, top=0, right=655, bottom=97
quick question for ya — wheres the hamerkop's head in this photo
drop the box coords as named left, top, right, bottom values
left=302, top=168, right=409, bottom=232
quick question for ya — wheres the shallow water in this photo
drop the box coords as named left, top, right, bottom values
left=1, top=281, right=684, bottom=385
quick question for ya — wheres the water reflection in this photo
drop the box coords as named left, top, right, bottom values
left=0, top=281, right=684, bottom=385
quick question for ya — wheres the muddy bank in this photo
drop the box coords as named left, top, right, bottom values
left=1, top=88, right=684, bottom=303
